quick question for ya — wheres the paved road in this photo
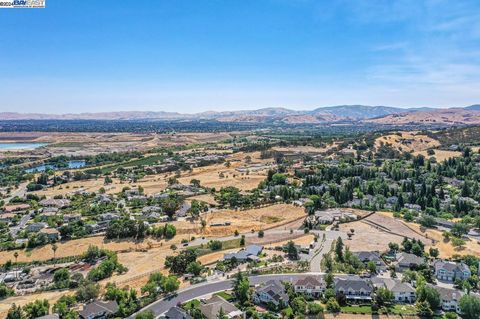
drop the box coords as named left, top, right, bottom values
left=309, top=230, right=347, bottom=272
left=128, top=273, right=324, bottom=318
left=9, top=210, right=34, bottom=238
left=5, top=182, right=29, bottom=204
left=188, top=229, right=305, bottom=247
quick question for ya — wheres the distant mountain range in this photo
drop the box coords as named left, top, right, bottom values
left=1, top=105, right=480, bottom=125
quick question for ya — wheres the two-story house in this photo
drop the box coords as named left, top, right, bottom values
left=370, top=277, right=416, bottom=303
left=294, top=276, right=326, bottom=298
left=252, top=280, right=289, bottom=308
left=433, top=260, right=471, bottom=282
left=428, top=284, right=464, bottom=313
left=334, top=276, right=373, bottom=302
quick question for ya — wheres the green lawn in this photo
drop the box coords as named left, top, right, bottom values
left=388, top=304, right=417, bottom=315
left=183, top=299, right=201, bottom=309
left=341, top=305, right=372, bottom=314
left=341, top=304, right=417, bottom=315
left=214, top=291, right=234, bottom=301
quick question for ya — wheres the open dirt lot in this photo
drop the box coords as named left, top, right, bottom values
left=197, top=248, right=239, bottom=266
left=173, top=204, right=306, bottom=236
left=366, top=213, right=431, bottom=244
left=264, top=234, right=315, bottom=248
left=339, top=211, right=431, bottom=252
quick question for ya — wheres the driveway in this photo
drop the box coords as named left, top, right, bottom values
left=309, top=230, right=347, bottom=272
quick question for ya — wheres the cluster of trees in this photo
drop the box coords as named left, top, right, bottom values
left=323, top=238, right=365, bottom=274
left=7, top=300, right=50, bottom=319
left=87, top=251, right=127, bottom=282
left=141, top=272, right=180, bottom=299
left=148, top=223, right=177, bottom=239
left=105, top=218, right=148, bottom=240
left=401, top=237, right=425, bottom=257
left=0, top=283, right=14, bottom=300
left=165, top=249, right=198, bottom=275
left=299, top=149, right=480, bottom=222
left=26, top=232, right=51, bottom=248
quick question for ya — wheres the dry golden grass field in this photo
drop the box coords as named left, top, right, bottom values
left=404, top=222, right=480, bottom=258
left=375, top=132, right=440, bottom=153
left=32, top=151, right=271, bottom=198
left=172, top=204, right=306, bottom=236
left=414, top=149, right=462, bottom=161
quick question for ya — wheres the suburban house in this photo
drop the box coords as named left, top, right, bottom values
left=0, top=213, right=15, bottom=223
left=163, top=306, right=193, bottom=319
left=370, top=277, right=416, bottom=303
left=39, top=198, right=71, bottom=208
left=99, top=212, right=120, bottom=222
left=433, top=218, right=454, bottom=229
left=393, top=252, right=425, bottom=272
left=199, top=295, right=244, bottom=319
left=79, top=300, right=119, bottom=319
left=433, top=260, right=471, bottom=282
left=224, top=245, right=263, bottom=262
left=334, top=276, right=373, bottom=301
left=142, top=205, right=162, bottom=214
left=41, top=207, right=59, bottom=214
left=63, top=213, right=82, bottom=223
left=3, top=204, right=30, bottom=213
left=252, top=280, right=289, bottom=307
left=124, top=188, right=141, bottom=198
left=26, top=222, right=47, bottom=233
left=313, top=209, right=357, bottom=225
left=294, top=275, right=326, bottom=297
left=353, top=251, right=387, bottom=272
left=86, top=223, right=107, bottom=234
left=175, top=202, right=191, bottom=218
left=40, top=228, right=60, bottom=240
left=428, top=284, right=464, bottom=313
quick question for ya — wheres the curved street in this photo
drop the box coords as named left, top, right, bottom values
left=128, top=273, right=325, bottom=318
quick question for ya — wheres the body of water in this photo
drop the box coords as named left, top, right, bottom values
left=25, top=160, right=86, bottom=173
left=0, top=143, right=47, bottom=150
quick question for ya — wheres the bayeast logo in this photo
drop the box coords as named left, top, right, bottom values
left=0, top=0, right=45, bottom=8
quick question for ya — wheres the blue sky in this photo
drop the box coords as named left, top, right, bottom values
left=1, top=0, right=480, bottom=113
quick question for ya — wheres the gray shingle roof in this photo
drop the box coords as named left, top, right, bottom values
left=164, top=306, right=193, bottom=319
left=79, top=300, right=119, bottom=319
left=256, top=280, right=289, bottom=303
left=334, top=276, right=372, bottom=293
left=200, top=295, right=242, bottom=319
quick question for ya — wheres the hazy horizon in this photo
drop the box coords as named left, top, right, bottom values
left=0, top=104, right=478, bottom=116
left=1, top=1, right=480, bottom=113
